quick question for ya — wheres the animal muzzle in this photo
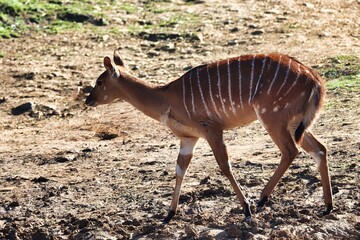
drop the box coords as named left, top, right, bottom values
left=85, top=96, right=96, bottom=106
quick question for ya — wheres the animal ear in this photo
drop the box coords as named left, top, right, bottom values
left=104, top=56, right=120, bottom=78
left=104, top=56, right=113, bottom=71
left=113, top=49, right=125, bottom=66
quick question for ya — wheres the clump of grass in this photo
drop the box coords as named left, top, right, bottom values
left=319, top=55, right=360, bottom=110
left=320, top=55, right=360, bottom=80
left=0, top=0, right=109, bottom=38
left=319, top=55, right=360, bottom=92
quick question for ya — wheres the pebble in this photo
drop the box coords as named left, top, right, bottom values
left=251, top=29, right=265, bottom=35
left=185, top=225, right=198, bottom=238
left=11, top=102, right=33, bottom=115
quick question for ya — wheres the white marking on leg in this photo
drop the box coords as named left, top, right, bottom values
left=254, top=108, right=268, bottom=130
left=197, top=68, right=211, bottom=118
left=189, top=71, right=196, bottom=114
left=268, top=55, right=283, bottom=95
left=248, top=55, right=256, bottom=103
left=179, top=138, right=197, bottom=156
left=238, top=56, right=243, bottom=109
left=283, top=62, right=301, bottom=97
left=176, top=164, right=185, bottom=177
left=217, top=62, right=229, bottom=117
left=277, top=58, right=292, bottom=96
left=207, top=65, right=221, bottom=117
left=252, top=55, right=267, bottom=101
left=227, top=59, right=236, bottom=114
left=309, top=151, right=324, bottom=167
left=182, top=76, right=191, bottom=118
left=160, top=107, right=171, bottom=126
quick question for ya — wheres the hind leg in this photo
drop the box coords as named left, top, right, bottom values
left=299, top=131, right=333, bottom=214
left=254, top=110, right=299, bottom=208
left=257, top=126, right=299, bottom=207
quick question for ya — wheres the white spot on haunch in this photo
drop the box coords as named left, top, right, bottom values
left=160, top=107, right=171, bottom=126
left=301, top=92, right=305, bottom=96
left=103, top=86, right=106, bottom=91
left=261, top=108, right=267, bottom=114
left=103, top=95, right=108, bottom=100
left=273, top=106, right=279, bottom=112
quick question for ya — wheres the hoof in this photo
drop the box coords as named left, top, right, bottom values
left=245, top=215, right=252, bottom=222
left=257, top=196, right=268, bottom=208
left=323, top=203, right=333, bottom=215
left=163, top=210, right=175, bottom=224
left=244, top=201, right=252, bottom=218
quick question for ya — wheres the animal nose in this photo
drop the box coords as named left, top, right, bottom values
left=85, top=96, right=95, bottom=106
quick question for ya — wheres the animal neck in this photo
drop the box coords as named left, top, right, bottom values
left=116, top=72, right=166, bottom=121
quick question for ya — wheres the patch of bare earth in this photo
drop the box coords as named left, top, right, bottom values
left=0, top=0, right=359, bottom=239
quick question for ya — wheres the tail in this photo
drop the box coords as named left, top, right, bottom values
left=294, top=73, right=325, bottom=143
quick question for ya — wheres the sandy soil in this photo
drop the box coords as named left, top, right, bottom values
left=0, top=0, right=359, bottom=239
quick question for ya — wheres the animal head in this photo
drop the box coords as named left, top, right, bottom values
left=85, top=50, right=126, bottom=107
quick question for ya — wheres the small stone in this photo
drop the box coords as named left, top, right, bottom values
left=227, top=225, right=242, bottom=238
left=185, top=225, right=198, bottom=238
left=11, top=102, right=33, bottom=115
left=251, top=29, right=264, bottom=35
left=230, top=27, right=239, bottom=33
left=32, top=176, right=49, bottom=183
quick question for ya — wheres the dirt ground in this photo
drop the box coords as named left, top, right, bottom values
left=1, top=0, right=359, bottom=239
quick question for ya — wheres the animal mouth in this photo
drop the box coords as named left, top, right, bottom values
left=85, top=97, right=97, bottom=107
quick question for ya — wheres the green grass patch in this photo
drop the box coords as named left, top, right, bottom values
left=320, top=55, right=360, bottom=110
left=326, top=74, right=360, bottom=92
left=320, top=55, right=360, bottom=80
left=0, top=0, right=110, bottom=38
left=319, top=55, right=360, bottom=92
left=120, top=3, right=138, bottom=14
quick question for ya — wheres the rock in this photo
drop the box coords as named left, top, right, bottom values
left=13, top=72, right=36, bottom=80
left=11, top=102, right=33, bottom=115
left=185, top=225, right=198, bottom=238
left=54, top=157, right=69, bottom=163
left=251, top=29, right=265, bottom=35
left=230, top=27, right=239, bottom=33
left=200, top=176, right=211, bottom=185
left=31, top=229, right=51, bottom=240
left=95, top=132, right=118, bottom=140
left=32, top=176, right=49, bottom=183
left=226, top=225, right=243, bottom=238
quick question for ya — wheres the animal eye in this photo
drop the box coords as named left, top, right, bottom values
left=96, top=81, right=103, bottom=87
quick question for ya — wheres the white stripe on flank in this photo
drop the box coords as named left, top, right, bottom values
left=277, top=58, right=292, bottom=96
left=248, top=55, right=256, bottom=103
left=267, top=55, right=283, bottom=95
left=207, top=65, right=221, bottom=117
left=252, top=55, right=267, bottom=101
left=196, top=68, right=211, bottom=118
left=238, top=57, right=243, bottom=109
left=182, top=76, right=191, bottom=118
left=283, top=62, right=301, bottom=97
left=227, top=59, right=236, bottom=114
left=217, top=62, right=229, bottom=117
left=189, top=71, right=196, bottom=114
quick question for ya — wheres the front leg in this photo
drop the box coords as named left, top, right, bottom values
left=164, top=137, right=198, bottom=223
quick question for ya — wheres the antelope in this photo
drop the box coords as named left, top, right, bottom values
left=85, top=50, right=333, bottom=222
